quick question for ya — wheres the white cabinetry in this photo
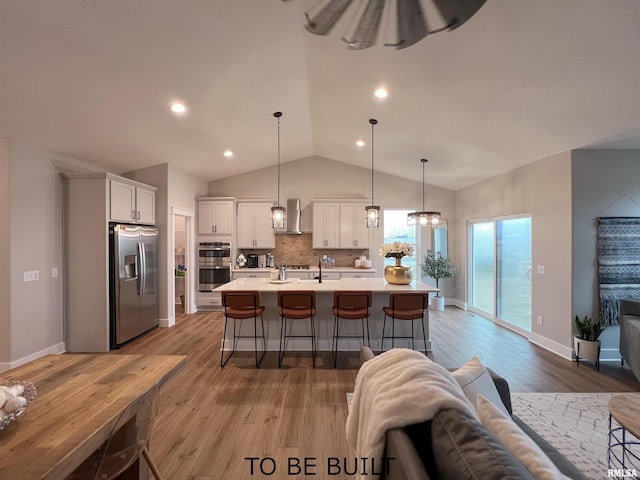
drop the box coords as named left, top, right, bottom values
left=237, top=202, right=275, bottom=248
left=312, top=202, right=340, bottom=248
left=339, top=203, right=370, bottom=248
left=109, top=178, right=156, bottom=225
left=197, top=199, right=234, bottom=236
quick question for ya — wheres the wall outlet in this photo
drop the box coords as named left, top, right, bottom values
left=24, top=270, right=39, bottom=282
left=51, top=267, right=59, bottom=278
left=537, top=315, right=543, bottom=326
left=537, top=265, right=545, bottom=275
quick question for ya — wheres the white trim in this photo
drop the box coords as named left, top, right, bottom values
left=159, top=316, right=175, bottom=328
left=171, top=206, right=194, bottom=218
left=528, top=332, right=574, bottom=361
left=599, top=348, right=622, bottom=362
left=0, top=343, right=66, bottom=373
left=449, top=298, right=468, bottom=310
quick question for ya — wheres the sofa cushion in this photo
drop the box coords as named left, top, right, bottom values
left=431, top=408, right=535, bottom=479
left=452, top=356, right=510, bottom=416
left=477, top=395, right=571, bottom=480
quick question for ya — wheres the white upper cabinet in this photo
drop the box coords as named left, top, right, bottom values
left=339, top=203, right=370, bottom=248
left=312, top=202, right=340, bottom=248
left=198, top=199, right=234, bottom=236
left=109, top=178, right=156, bottom=225
left=237, top=202, right=275, bottom=248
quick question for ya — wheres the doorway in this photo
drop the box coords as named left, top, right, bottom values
left=469, top=216, right=532, bottom=332
left=171, top=208, right=194, bottom=318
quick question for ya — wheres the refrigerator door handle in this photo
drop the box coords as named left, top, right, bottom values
left=139, top=241, right=146, bottom=296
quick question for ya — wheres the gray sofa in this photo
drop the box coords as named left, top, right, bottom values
left=619, top=300, right=640, bottom=381
left=358, top=347, right=587, bottom=480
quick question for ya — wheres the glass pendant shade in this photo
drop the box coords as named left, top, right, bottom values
left=407, top=211, right=441, bottom=226
left=271, top=205, right=285, bottom=229
left=408, top=158, right=441, bottom=227
left=366, top=205, right=380, bottom=228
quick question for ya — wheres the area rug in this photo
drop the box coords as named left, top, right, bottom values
left=346, top=392, right=627, bottom=480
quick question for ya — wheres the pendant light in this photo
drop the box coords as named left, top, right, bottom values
left=407, top=158, right=441, bottom=227
left=365, top=118, right=380, bottom=228
left=271, top=111, right=286, bottom=229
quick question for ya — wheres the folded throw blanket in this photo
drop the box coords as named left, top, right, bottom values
left=345, top=348, right=476, bottom=480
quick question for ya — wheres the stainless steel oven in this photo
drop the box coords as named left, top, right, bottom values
left=198, top=242, right=231, bottom=291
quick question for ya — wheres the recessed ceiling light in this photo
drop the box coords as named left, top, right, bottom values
left=374, top=88, right=388, bottom=99
left=356, top=140, right=365, bottom=147
left=223, top=150, right=233, bottom=157
left=170, top=102, right=187, bottom=114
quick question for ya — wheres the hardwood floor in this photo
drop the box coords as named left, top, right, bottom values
left=115, top=306, right=640, bottom=479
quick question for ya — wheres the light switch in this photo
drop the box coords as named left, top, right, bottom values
left=537, top=265, right=545, bottom=275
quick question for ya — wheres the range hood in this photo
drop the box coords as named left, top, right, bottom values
left=285, top=198, right=302, bottom=234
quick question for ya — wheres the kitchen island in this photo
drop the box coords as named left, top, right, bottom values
left=214, top=277, right=438, bottom=353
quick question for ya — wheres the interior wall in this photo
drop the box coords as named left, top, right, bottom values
left=207, top=156, right=456, bottom=295
left=126, top=163, right=207, bottom=325
left=572, top=149, right=640, bottom=361
left=3, top=141, right=100, bottom=369
left=0, top=139, right=11, bottom=365
left=454, top=152, right=574, bottom=358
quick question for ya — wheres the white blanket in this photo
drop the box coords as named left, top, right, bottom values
left=345, top=349, right=476, bottom=480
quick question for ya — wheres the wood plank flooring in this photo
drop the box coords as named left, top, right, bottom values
left=115, top=306, right=640, bottom=479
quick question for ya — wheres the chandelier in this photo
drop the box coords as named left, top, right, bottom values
left=300, top=0, right=487, bottom=50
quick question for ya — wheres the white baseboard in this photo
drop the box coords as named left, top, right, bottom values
left=159, top=317, right=175, bottom=328
left=528, top=332, right=574, bottom=361
left=0, top=342, right=66, bottom=373
left=448, top=298, right=468, bottom=310
left=599, top=348, right=622, bottom=362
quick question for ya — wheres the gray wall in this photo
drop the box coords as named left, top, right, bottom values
left=571, top=149, right=640, bottom=361
left=454, top=152, right=574, bottom=358
left=0, top=140, right=10, bottom=364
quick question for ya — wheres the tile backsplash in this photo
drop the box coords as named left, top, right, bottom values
left=237, top=233, right=369, bottom=267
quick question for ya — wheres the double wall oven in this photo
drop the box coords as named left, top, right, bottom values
left=198, top=242, right=231, bottom=292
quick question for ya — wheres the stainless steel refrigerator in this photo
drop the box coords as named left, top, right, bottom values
left=109, top=224, right=159, bottom=348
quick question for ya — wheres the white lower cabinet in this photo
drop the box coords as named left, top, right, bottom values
left=340, top=271, right=376, bottom=278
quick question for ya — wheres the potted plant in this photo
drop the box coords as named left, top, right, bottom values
left=574, top=315, right=604, bottom=370
left=421, top=250, right=457, bottom=311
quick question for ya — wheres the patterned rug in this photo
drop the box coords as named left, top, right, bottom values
left=346, top=392, right=628, bottom=480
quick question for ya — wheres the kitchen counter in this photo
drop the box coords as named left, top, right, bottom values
left=214, top=278, right=437, bottom=353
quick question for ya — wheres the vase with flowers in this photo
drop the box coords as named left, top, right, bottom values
left=379, top=241, right=415, bottom=284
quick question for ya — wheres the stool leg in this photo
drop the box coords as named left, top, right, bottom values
left=220, top=316, right=229, bottom=367
left=279, top=316, right=286, bottom=368
left=365, top=317, right=371, bottom=347
left=311, top=315, right=316, bottom=368
left=392, top=317, right=395, bottom=349
left=381, top=314, right=387, bottom=352
left=421, top=315, right=428, bottom=355
left=333, top=315, right=339, bottom=368
left=254, top=314, right=259, bottom=368
left=411, top=320, right=415, bottom=351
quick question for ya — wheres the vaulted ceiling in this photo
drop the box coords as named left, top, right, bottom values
left=2, top=1, right=640, bottom=190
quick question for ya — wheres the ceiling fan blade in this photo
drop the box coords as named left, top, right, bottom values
left=305, top=0, right=354, bottom=35
left=341, top=0, right=385, bottom=50
left=385, top=0, right=428, bottom=49
left=431, top=0, right=487, bottom=31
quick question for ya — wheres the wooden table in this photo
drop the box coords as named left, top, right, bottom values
left=608, top=393, right=640, bottom=471
left=0, top=354, right=186, bottom=480
left=214, top=277, right=439, bottom=352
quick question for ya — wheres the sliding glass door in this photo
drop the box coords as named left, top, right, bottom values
left=470, top=216, right=532, bottom=332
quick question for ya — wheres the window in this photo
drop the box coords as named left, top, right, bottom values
left=383, top=209, right=418, bottom=272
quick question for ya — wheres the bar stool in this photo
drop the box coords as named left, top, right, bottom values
left=220, top=290, right=266, bottom=368
left=277, top=290, right=317, bottom=368
left=381, top=292, right=429, bottom=354
left=332, top=290, right=372, bottom=368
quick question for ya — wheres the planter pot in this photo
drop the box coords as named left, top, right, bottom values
left=574, top=336, right=601, bottom=370
left=430, top=296, right=445, bottom=311
left=384, top=256, right=413, bottom=285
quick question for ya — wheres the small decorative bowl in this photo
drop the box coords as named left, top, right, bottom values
left=0, top=381, right=37, bottom=431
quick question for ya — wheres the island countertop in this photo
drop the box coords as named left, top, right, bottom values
left=215, top=277, right=438, bottom=293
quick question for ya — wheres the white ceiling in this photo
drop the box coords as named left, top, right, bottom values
left=2, top=1, right=640, bottom=190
